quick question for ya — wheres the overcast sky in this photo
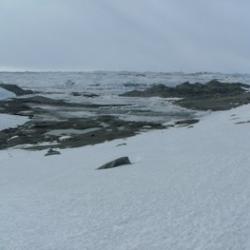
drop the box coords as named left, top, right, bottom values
left=0, top=0, right=249, bottom=72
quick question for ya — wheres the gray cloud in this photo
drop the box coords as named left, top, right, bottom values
left=0, top=0, right=249, bottom=72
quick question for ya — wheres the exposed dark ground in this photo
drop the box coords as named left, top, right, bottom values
left=0, top=80, right=249, bottom=151
left=122, top=80, right=250, bottom=111
left=0, top=84, right=169, bottom=150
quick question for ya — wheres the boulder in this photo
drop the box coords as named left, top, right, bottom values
left=45, top=148, right=61, bottom=156
left=97, top=157, right=131, bottom=170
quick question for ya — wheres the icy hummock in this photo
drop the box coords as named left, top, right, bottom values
left=1, top=104, right=250, bottom=249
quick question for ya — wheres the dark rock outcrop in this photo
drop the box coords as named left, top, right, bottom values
left=175, top=119, right=200, bottom=126
left=97, top=157, right=131, bottom=170
left=0, top=112, right=165, bottom=150
left=0, top=83, right=34, bottom=96
left=176, top=93, right=250, bottom=111
left=45, top=148, right=61, bottom=156
left=121, top=80, right=249, bottom=98
left=121, top=80, right=250, bottom=111
left=71, top=92, right=99, bottom=98
left=20, top=96, right=68, bottom=105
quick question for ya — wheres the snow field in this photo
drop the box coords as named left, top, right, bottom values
left=1, top=105, right=250, bottom=249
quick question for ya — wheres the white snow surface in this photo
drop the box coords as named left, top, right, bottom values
left=0, top=86, right=15, bottom=100
left=0, top=114, right=29, bottom=130
left=1, top=105, right=250, bottom=249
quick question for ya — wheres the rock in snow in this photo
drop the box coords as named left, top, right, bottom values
left=45, top=148, right=61, bottom=156
left=97, top=157, right=131, bottom=170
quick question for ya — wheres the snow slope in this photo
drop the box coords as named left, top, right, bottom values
left=0, top=114, right=29, bottom=131
left=1, top=105, right=250, bottom=249
left=0, top=87, right=29, bottom=130
left=0, top=86, right=15, bottom=100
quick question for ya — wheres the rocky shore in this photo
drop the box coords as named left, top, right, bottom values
left=122, top=80, right=250, bottom=110
left=1, top=79, right=249, bottom=151
left=0, top=84, right=169, bottom=150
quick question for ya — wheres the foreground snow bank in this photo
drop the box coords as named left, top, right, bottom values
left=0, top=114, right=29, bottom=130
left=1, top=105, right=250, bottom=249
left=0, top=86, right=15, bottom=100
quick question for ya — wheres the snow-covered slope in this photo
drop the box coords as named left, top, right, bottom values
left=1, top=105, right=250, bottom=249
left=0, top=87, right=29, bottom=130
left=0, top=114, right=29, bottom=130
left=0, top=86, right=15, bottom=100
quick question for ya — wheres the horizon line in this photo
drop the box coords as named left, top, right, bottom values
left=0, top=69, right=249, bottom=75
